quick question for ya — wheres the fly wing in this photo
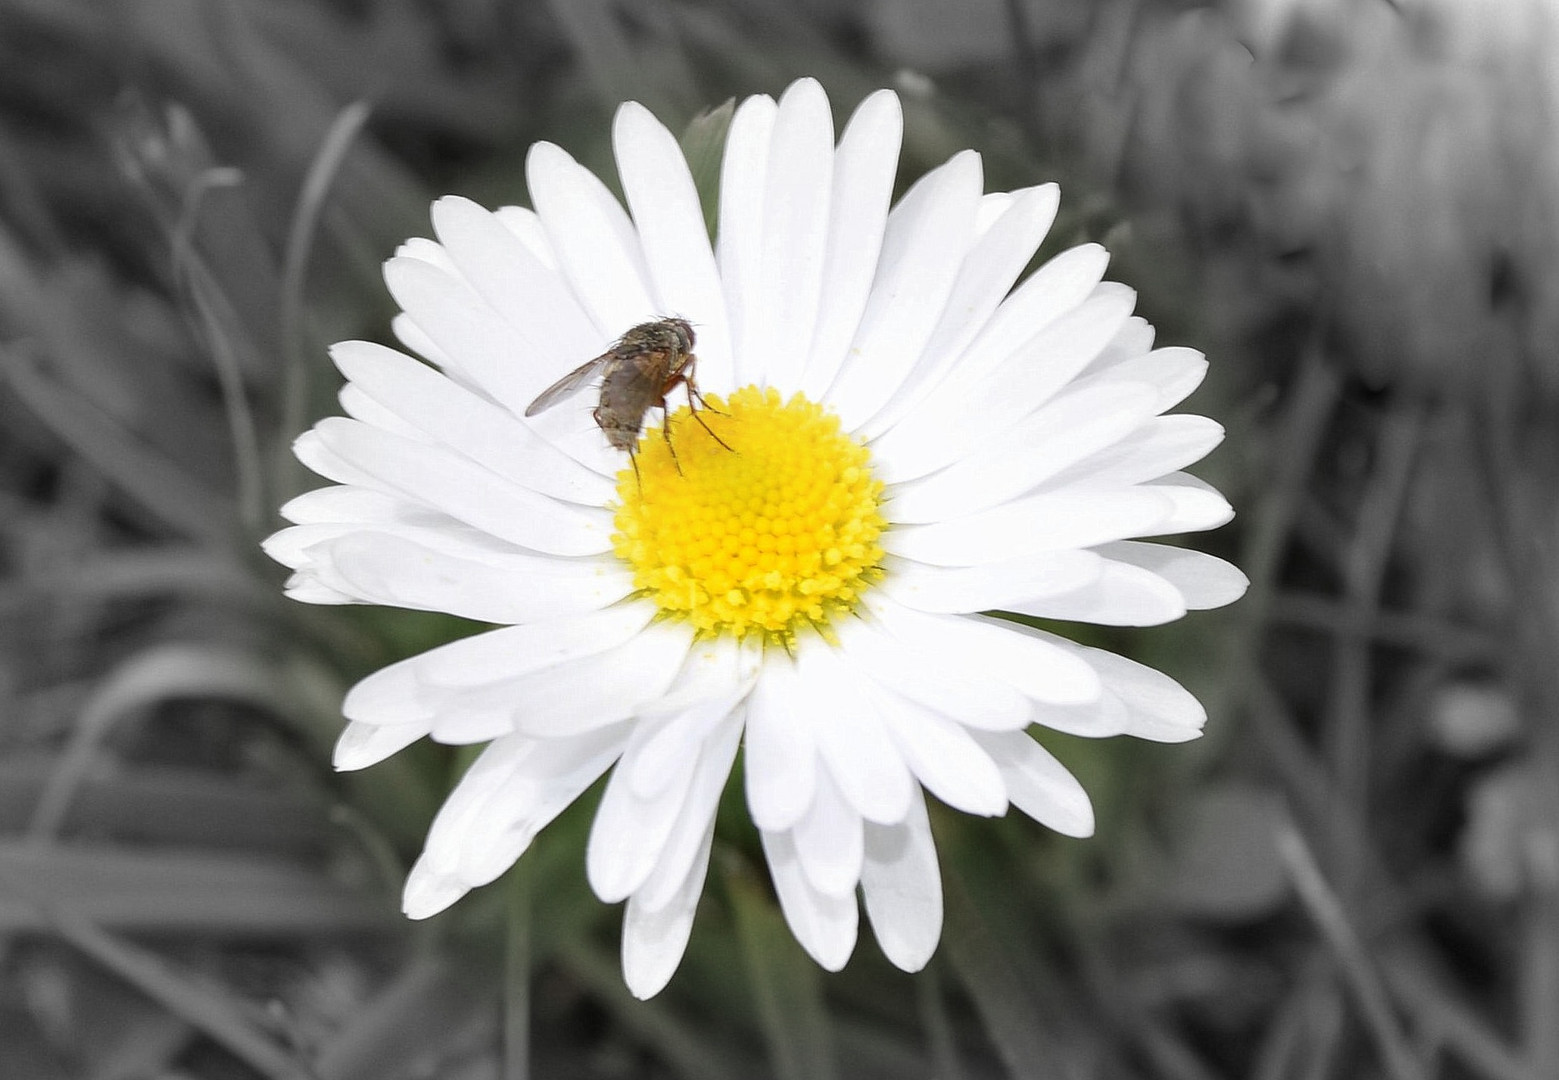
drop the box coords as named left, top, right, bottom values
left=524, top=354, right=609, bottom=417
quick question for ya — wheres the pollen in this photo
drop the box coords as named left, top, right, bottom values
left=612, top=386, right=886, bottom=648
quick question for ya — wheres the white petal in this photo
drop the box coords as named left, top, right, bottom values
left=1095, top=541, right=1249, bottom=609
left=827, top=149, right=984, bottom=430
left=800, top=89, right=902, bottom=398
left=1026, top=695, right=1133, bottom=740
left=446, top=728, right=630, bottom=888
left=380, top=255, right=547, bottom=421
left=404, top=726, right=629, bottom=917
left=796, top=641, right=917, bottom=825
left=268, top=516, right=547, bottom=573
left=622, top=824, right=713, bottom=999
left=279, top=484, right=436, bottom=526
left=293, top=427, right=378, bottom=490
left=471, top=619, right=695, bottom=738
left=972, top=242, right=1112, bottom=360
left=974, top=730, right=1094, bottom=837
left=1141, top=473, right=1236, bottom=535
left=870, top=287, right=1137, bottom=483
left=613, top=101, right=734, bottom=389
left=744, top=655, right=819, bottom=831
left=882, top=242, right=1109, bottom=431
left=922, top=183, right=1060, bottom=367
left=747, top=78, right=834, bottom=393
left=264, top=520, right=374, bottom=570
left=339, top=649, right=428, bottom=728
left=834, top=615, right=1032, bottom=731
left=311, top=417, right=613, bottom=556
left=402, top=858, right=470, bottom=919
left=411, top=604, right=657, bottom=689
left=428, top=704, right=513, bottom=746
left=282, top=575, right=355, bottom=605
left=427, top=196, right=601, bottom=379
left=878, top=550, right=1103, bottom=614
left=336, top=608, right=654, bottom=737
left=332, top=339, right=614, bottom=506
left=1045, top=414, right=1225, bottom=490
left=883, top=488, right=1175, bottom=566
left=1079, top=314, right=1156, bottom=378
left=885, top=381, right=1160, bottom=523
left=316, top=530, right=631, bottom=624
left=338, top=382, right=430, bottom=441
left=1010, top=559, right=1188, bottom=627
left=717, top=93, right=778, bottom=387
left=760, top=828, right=859, bottom=971
left=870, top=686, right=1008, bottom=816
left=628, top=699, right=737, bottom=797
left=1060, top=640, right=1208, bottom=742
left=792, top=768, right=865, bottom=896
left=863, top=183, right=1060, bottom=438
left=860, top=792, right=943, bottom=972
left=379, top=258, right=624, bottom=476
left=975, top=191, right=1014, bottom=234
left=526, top=141, right=657, bottom=335
left=394, top=235, right=454, bottom=272
left=633, top=711, right=745, bottom=912
left=493, top=205, right=559, bottom=268
left=867, top=600, right=1101, bottom=706
left=588, top=724, right=698, bottom=902
left=1079, top=345, right=1206, bottom=412
left=391, top=312, right=460, bottom=375
left=630, top=637, right=760, bottom=798
left=333, top=719, right=428, bottom=771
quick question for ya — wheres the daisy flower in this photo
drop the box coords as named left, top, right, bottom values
left=265, top=78, right=1246, bottom=999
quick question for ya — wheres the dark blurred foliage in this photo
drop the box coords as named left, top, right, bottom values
left=1, top=1, right=1556, bottom=1078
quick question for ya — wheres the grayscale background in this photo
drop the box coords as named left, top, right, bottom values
left=1, top=2, right=1554, bottom=1078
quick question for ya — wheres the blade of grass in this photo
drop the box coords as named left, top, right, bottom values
left=942, top=870, right=1054, bottom=1080
left=312, top=947, right=499, bottom=1080
left=0, top=841, right=392, bottom=934
left=1276, top=823, right=1424, bottom=1080
left=1470, top=344, right=1559, bottom=1080
left=0, top=548, right=263, bottom=614
left=171, top=167, right=268, bottom=535
left=727, top=870, right=838, bottom=1080
left=1382, top=945, right=1539, bottom=1080
left=1204, top=345, right=1341, bottom=731
left=915, top=958, right=967, bottom=1080
left=86, top=1007, right=191, bottom=1080
left=504, top=862, right=533, bottom=1080
left=1327, top=400, right=1423, bottom=883
left=1269, top=591, right=1502, bottom=664
left=279, top=100, right=372, bottom=466
left=53, top=913, right=312, bottom=1080
left=555, top=937, right=747, bottom=1080
left=541, top=0, right=691, bottom=118
left=28, top=644, right=294, bottom=839
left=3, top=346, right=232, bottom=543
left=0, top=753, right=328, bottom=851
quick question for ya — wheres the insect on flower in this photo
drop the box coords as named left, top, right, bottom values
left=267, top=79, right=1249, bottom=1002
left=524, top=317, right=732, bottom=474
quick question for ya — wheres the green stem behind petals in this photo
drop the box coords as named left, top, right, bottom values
left=503, top=861, right=533, bottom=1080
left=679, top=100, right=735, bottom=242
left=726, top=868, right=838, bottom=1080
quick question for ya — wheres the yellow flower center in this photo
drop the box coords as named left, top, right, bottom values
left=612, top=386, right=886, bottom=648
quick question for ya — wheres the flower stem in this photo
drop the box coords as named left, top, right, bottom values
left=504, top=861, right=533, bottom=1080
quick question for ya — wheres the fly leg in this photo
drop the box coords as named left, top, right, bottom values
left=683, top=376, right=735, bottom=453
left=660, top=410, right=684, bottom=475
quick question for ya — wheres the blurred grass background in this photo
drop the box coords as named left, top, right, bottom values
left=2, top=0, right=1556, bottom=1077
